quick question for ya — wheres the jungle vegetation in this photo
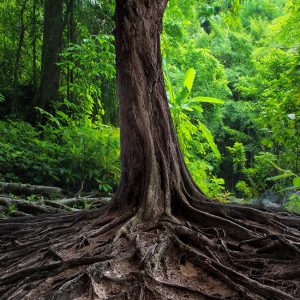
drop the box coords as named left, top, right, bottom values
left=0, top=0, right=299, bottom=210
left=0, top=1, right=300, bottom=299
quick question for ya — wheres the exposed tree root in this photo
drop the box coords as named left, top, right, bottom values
left=0, top=200, right=299, bottom=300
left=0, top=195, right=111, bottom=217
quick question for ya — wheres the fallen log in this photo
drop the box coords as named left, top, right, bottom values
left=0, top=196, right=112, bottom=218
left=0, top=182, right=64, bottom=198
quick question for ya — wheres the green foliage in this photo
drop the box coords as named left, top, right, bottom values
left=267, top=162, right=300, bottom=193
left=7, top=204, right=17, bottom=216
left=227, top=142, right=246, bottom=173
left=166, top=47, right=231, bottom=100
left=0, top=2, right=120, bottom=194
left=26, top=194, right=38, bottom=202
left=59, top=35, right=116, bottom=120
left=241, top=0, right=286, bottom=27
left=285, top=193, right=300, bottom=213
left=238, top=7, right=300, bottom=175
left=0, top=118, right=120, bottom=191
left=0, top=0, right=299, bottom=209
left=162, top=0, right=298, bottom=202
left=164, top=62, right=224, bottom=197
left=72, top=199, right=92, bottom=210
left=0, top=0, right=43, bottom=87
left=227, top=142, right=283, bottom=197
left=235, top=181, right=253, bottom=198
left=223, top=0, right=243, bottom=29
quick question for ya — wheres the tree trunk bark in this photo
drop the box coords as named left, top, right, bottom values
left=37, top=0, right=64, bottom=109
left=12, top=0, right=28, bottom=111
left=13, top=0, right=28, bottom=89
left=66, top=0, right=75, bottom=101
left=31, top=0, right=37, bottom=91
left=112, top=0, right=206, bottom=221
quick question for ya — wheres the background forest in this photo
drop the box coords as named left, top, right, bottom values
left=0, top=0, right=299, bottom=212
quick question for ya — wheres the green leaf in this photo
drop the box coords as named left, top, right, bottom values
left=56, top=111, right=69, bottom=121
left=0, top=93, right=5, bottom=103
left=175, top=88, right=189, bottom=104
left=266, top=172, right=295, bottom=181
left=293, top=177, right=300, bottom=187
left=190, top=106, right=203, bottom=113
left=183, top=68, right=196, bottom=92
left=191, top=97, right=224, bottom=104
left=163, top=58, right=176, bottom=104
left=181, top=103, right=194, bottom=111
left=261, top=138, right=273, bottom=148
left=198, top=122, right=221, bottom=159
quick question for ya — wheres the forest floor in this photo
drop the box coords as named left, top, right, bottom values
left=0, top=182, right=300, bottom=299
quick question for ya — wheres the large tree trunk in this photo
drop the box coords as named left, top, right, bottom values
left=66, top=0, right=75, bottom=100
left=0, top=1, right=299, bottom=299
left=36, top=0, right=64, bottom=109
left=112, top=0, right=205, bottom=220
left=13, top=0, right=28, bottom=90
left=31, top=0, right=38, bottom=91
left=12, top=0, right=28, bottom=111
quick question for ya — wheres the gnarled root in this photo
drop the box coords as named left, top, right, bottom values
left=0, top=200, right=299, bottom=300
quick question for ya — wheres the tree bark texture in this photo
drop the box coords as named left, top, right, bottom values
left=66, top=0, right=75, bottom=100
left=112, top=0, right=206, bottom=221
left=13, top=0, right=28, bottom=89
left=31, top=0, right=38, bottom=90
left=37, top=0, right=64, bottom=109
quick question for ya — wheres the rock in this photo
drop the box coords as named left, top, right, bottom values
left=261, top=191, right=282, bottom=209
left=251, top=191, right=283, bottom=210
left=261, top=198, right=282, bottom=209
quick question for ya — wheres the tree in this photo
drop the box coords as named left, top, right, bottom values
left=0, top=1, right=299, bottom=299
left=36, top=0, right=64, bottom=109
left=13, top=0, right=28, bottom=90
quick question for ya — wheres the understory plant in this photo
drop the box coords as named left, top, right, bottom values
left=227, top=141, right=300, bottom=209
left=164, top=62, right=225, bottom=197
left=59, top=34, right=117, bottom=123
left=0, top=116, right=120, bottom=192
left=0, top=34, right=121, bottom=193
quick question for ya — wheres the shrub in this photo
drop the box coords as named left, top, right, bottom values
left=0, top=118, right=120, bottom=192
